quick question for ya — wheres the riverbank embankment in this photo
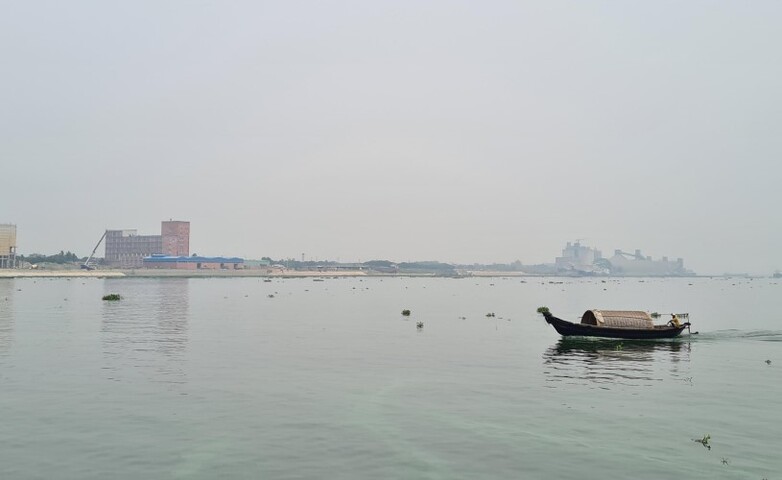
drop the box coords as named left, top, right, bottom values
left=0, top=270, right=126, bottom=278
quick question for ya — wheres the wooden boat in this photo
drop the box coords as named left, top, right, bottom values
left=541, top=309, right=691, bottom=339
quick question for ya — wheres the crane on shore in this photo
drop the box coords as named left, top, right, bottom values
left=81, top=230, right=107, bottom=270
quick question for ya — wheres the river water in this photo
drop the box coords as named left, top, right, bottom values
left=0, top=276, right=779, bottom=479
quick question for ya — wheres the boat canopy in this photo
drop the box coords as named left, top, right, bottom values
left=581, top=310, right=654, bottom=329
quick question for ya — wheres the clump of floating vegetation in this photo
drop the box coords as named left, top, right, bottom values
left=102, top=294, right=121, bottom=301
left=401, top=309, right=411, bottom=316
left=416, top=321, right=424, bottom=329
left=693, top=434, right=711, bottom=450
left=486, top=312, right=496, bottom=317
left=536, top=306, right=550, bottom=314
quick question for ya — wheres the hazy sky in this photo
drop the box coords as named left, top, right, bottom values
left=2, top=1, right=780, bottom=274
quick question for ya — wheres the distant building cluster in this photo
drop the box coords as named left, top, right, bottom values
left=103, top=220, right=246, bottom=270
left=0, top=224, right=17, bottom=269
left=0, top=222, right=709, bottom=277
left=554, top=240, right=691, bottom=276
left=105, top=220, right=190, bottom=267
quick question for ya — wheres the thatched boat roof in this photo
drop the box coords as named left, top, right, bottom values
left=581, top=310, right=654, bottom=329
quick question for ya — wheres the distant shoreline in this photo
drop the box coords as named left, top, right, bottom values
left=0, top=269, right=370, bottom=279
left=119, top=269, right=370, bottom=278
left=0, top=269, right=763, bottom=279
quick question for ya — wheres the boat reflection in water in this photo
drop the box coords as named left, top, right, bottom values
left=542, top=338, right=691, bottom=388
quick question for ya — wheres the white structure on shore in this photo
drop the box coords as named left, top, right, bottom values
left=555, top=241, right=602, bottom=273
left=609, top=249, right=688, bottom=276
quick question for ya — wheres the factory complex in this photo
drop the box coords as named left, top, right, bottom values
left=103, top=220, right=243, bottom=270
left=554, top=241, right=691, bottom=276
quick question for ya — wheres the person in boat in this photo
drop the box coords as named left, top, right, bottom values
left=670, top=314, right=681, bottom=328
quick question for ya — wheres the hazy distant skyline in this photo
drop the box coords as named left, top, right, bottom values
left=2, top=1, right=781, bottom=275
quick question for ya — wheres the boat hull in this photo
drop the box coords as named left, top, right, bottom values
left=543, top=313, right=687, bottom=339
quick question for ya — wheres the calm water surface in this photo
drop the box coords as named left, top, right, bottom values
left=1, top=276, right=780, bottom=479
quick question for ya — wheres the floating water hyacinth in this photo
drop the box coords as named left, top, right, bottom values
left=693, top=434, right=711, bottom=450
left=102, top=294, right=121, bottom=301
left=401, top=309, right=411, bottom=316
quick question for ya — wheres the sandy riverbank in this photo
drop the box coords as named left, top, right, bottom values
left=0, top=270, right=126, bottom=278
left=465, top=271, right=531, bottom=277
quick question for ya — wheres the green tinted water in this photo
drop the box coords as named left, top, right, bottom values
left=0, top=277, right=779, bottom=479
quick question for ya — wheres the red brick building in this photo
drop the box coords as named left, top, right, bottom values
left=161, top=220, right=190, bottom=257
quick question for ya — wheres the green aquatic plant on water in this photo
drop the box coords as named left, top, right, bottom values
left=536, top=306, right=550, bottom=314
left=401, top=309, right=411, bottom=316
left=102, top=294, right=121, bottom=301
left=693, top=434, right=711, bottom=450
